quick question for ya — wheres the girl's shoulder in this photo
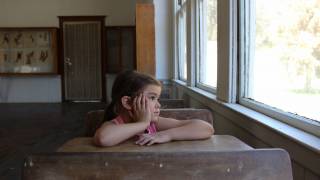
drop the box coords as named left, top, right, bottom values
left=99, top=116, right=124, bottom=129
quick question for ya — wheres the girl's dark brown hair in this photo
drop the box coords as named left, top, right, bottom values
left=104, top=70, right=161, bottom=121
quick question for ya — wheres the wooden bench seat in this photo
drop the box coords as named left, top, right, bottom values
left=85, top=108, right=213, bottom=137
left=23, top=149, right=293, bottom=180
left=159, top=99, right=185, bottom=108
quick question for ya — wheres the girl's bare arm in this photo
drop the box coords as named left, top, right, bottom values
left=136, top=117, right=214, bottom=146
left=157, top=117, right=214, bottom=140
left=94, top=121, right=149, bottom=147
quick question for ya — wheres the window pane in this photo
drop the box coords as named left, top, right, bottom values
left=198, top=0, right=217, bottom=88
left=248, top=0, right=320, bottom=122
left=178, top=1, right=187, bottom=80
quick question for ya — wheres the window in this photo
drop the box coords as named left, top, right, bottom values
left=177, top=0, right=188, bottom=81
left=196, top=0, right=218, bottom=91
left=240, top=0, right=320, bottom=134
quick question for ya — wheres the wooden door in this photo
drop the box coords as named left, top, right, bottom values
left=59, top=16, right=106, bottom=101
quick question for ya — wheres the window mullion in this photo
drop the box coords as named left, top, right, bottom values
left=173, top=0, right=179, bottom=80
left=195, top=0, right=201, bottom=86
left=186, top=0, right=196, bottom=87
left=216, top=0, right=238, bottom=103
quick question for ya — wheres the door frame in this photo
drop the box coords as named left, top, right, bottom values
left=58, top=16, right=106, bottom=102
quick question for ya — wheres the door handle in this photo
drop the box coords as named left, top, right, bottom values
left=65, top=58, right=72, bottom=66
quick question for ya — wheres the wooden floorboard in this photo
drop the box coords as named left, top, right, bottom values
left=0, top=102, right=106, bottom=180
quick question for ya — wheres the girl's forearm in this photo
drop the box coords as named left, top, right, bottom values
left=94, top=122, right=149, bottom=147
left=161, top=120, right=214, bottom=141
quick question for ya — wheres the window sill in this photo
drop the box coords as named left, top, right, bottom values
left=173, top=79, right=320, bottom=153
left=225, top=103, right=320, bottom=153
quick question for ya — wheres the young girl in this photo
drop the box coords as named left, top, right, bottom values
left=94, top=70, right=214, bottom=147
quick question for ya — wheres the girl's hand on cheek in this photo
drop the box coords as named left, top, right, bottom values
left=135, top=132, right=171, bottom=146
left=132, top=94, right=152, bottom=124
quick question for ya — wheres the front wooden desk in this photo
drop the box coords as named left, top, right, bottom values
left=57, top=135, right=253, bottom=152
left=24, top=136, right=293, bottom=180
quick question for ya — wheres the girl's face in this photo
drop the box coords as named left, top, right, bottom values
left=142, top=84, right=161, bottom=119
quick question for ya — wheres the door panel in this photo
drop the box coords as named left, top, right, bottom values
left=62, top=21, right=103, bottom=101
left=105, top=26, right=136, bottom=73
left=121, top=28, right=135, bottom=70
left=106, top=28, right=120, bottom=73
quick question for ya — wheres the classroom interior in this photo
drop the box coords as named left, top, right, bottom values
left=0, top=0, right=319, bottom=180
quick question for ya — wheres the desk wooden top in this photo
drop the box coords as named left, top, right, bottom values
left=57, top=135, right=252, bottom=152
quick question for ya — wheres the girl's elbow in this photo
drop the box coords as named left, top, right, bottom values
left=192, top=120, right=214, bottom=138
left=93, top=131, right=116, bottom=147
left=93, top=132, right=104, bottom=146
left=207, top=125, right=214, bottom=136
left=202, top=122, right=214, bottom=138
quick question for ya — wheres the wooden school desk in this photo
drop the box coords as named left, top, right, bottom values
left=23, top=135, right=293, bottom=180
left=57, top=135, right=253, bottom=152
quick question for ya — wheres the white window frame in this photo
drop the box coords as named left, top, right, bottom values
left=173, top=0, right=237, bottom=100
left=238, top=0, right=320, bottom=136
left=216, top=0, right=238, bottom=103
left=176, top=0, right=188, bottom=81
left=195, top=0, right=217, bottom=94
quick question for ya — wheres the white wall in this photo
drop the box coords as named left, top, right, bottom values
left=154, top=0, right=173, bottom=79
left=0, top=0, right=136, bottom=26
left=0, top=0, right=137, bottom=102
left=0, top=0, right=172, bottom=102
left=0, top=76, right=61, bottom=102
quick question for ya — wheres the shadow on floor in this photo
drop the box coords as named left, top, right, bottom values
left=0, top=102, right=106, bottom=180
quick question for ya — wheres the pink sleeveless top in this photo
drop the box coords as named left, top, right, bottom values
left=111, top=116, right=157, bottom=134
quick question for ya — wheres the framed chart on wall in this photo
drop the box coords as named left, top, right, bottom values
left=0, top=27, right=58, bottom=75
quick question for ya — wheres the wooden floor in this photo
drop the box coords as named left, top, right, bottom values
left=0, top=102, right=106, bottom=180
